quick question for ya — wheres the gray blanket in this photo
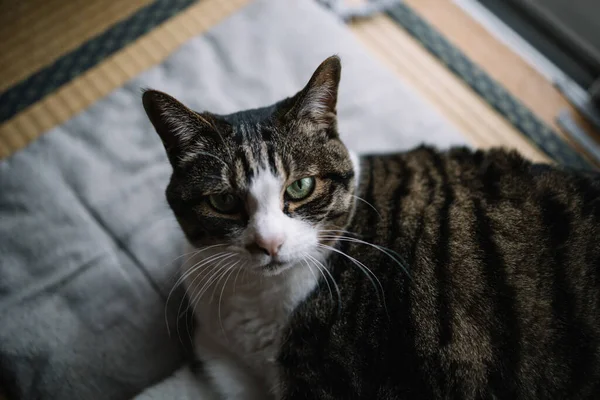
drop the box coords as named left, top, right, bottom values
left=0, top=0, right=467, bottom=398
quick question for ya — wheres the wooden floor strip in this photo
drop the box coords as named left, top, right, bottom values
left=0, top=0, right=250, bottom=160
left=403, top=0, right=600, bottom=157
left=350, top=14, right=550, bottom=163
left=0, top=0, right=152, bottom=92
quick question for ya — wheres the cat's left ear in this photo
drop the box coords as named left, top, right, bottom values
left=142, top=89, right=218, bottom=166
left=286, top=55, right=341, bottom=129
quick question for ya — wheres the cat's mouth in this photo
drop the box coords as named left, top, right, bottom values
left=261, top=259, right=291, bottom=275
left=263, top=259, right=286, bottom=269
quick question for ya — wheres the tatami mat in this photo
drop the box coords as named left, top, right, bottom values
left=0, top=0, right=152, bottom=93
left=0, top=0, right=596, bottom=169
left=0, top=0, right=249, bottom=159
left=351, top=4, right=599, bottom=169
left=404, top=0, right=600, bottom=151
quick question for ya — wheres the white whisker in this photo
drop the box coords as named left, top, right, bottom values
left=187, top=150, right=232, bottom=172
left=184, top=257, right=236, bottom=345
left=318, top=228, right=361, bottom=237
left=176, top=253, right=235, bottom=344
left=184, top=253, right=237, bottom=316
left=218, top=261, right=241, bottom=340
left=318, top=243, right=387, bottom=315
left=177, top=252, right=234, bottom=312
left=181, top=255, right=235, bottom=345
left=300, top=255, right=320, bottom=292
left=165, top=245, right=228, bottom=337
left=232, top=260, right=248, bottom=294
left=305, top=253, right=342, bottom=315
left=319, top=235, right=410, bottom=278
left=350, top=194, right=382, bottom=219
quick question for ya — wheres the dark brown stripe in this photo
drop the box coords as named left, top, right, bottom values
left=323, top=170, right=354, bottom=189
left=473, top=200, right=520, bottom=395
left=430, top=151, right=454, bottom=348
left=238, top=149, right=254, bottom=183
left=541, top=193, right=592, bottom=394
left=266, top=142, right=278, bottom=175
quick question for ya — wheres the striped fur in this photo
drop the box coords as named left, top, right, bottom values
left=144, top=56, right=600, bottom=399
left=279, top=147, right=600, bottom=399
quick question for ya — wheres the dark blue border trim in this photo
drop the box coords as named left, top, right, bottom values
left=1, top=0, right=592, bottom=170
left=0, top=0, right=197, bottom=125
left=386, top=4, right=592, bottom=170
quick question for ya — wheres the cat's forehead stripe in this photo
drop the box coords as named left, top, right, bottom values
left=229, top=123, right=284, bottom=189
left=243, top=144, right=256, bottom=172
left=275, top=152, right=287, bottom=180
left=184, top=117, right=351, bottom=201
left=237, top=121, right=248, bottom=140
left=234, top=159, right=246, bottom=188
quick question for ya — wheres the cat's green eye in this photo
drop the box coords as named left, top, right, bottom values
left=208, top=193, right=240, bottom=214
left=286, top=177, right=316, bottom=201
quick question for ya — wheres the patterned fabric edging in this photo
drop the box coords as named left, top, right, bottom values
left=0, top=0, right=198, bottom=125
left=386, top=4, right=592, bottom=170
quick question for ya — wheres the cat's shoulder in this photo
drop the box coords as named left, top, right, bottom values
left=371, top=145, right=600, bottom=204
left=408, top=145, right=598, bottom=181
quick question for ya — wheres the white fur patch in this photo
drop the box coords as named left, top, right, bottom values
left=184, top=167, right=325, bottom=399
left=349, top=150, right=361, bottom=187
left=243, top=169, right=319, bottom=270
left=301, top=85, right=333, bottom=118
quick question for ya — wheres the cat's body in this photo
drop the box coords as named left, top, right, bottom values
left=280, top=147, right=600, bottom=399
left=143, top=56, right=600, bottom=399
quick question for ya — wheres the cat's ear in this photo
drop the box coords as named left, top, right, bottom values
left=287, top=56, right=341, bottom=128
left=142, top=89, right=215, bottom=161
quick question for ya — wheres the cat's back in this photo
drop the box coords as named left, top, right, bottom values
left=379, top=146, right=600, bottom=264
left=279, top=147, right=600, bottom=400
left=354, top=146, right=600, bottom=276
left=401, top=147, right=600, bottom=398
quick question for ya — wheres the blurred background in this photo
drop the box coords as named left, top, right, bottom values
left=1, top=0, right=599, bottom=167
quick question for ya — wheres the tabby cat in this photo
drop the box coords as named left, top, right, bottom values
left=143, top=56, right=600, bottom=399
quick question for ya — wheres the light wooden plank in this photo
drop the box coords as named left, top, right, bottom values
left=0, top=0, right=152, bottom=92
left=403, top=0, right=600, bottom=161
left=350, top=14, right=551, bottom=163
left=0, top=0, right=250, bottom=159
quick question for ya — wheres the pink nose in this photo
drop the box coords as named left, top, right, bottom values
left=255, top=235, right=284, bottom=257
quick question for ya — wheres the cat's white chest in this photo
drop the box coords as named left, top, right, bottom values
left=196, top=273, right=295, bottom=363
left=185, top=256, right=319, bottom=398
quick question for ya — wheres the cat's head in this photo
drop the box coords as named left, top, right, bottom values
left=143, top=56, right=356, bottom=275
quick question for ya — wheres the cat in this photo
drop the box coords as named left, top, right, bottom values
left=143, top=56, right=600, bottom=399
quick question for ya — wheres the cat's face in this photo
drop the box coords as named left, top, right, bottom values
left=143, top=56, right=356, bottom=275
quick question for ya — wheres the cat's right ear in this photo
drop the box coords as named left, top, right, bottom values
left=284, top=56, right=342, bottom=130
left=142, top=89, right=214, bottom=163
